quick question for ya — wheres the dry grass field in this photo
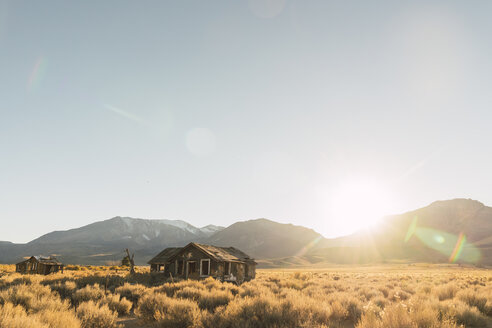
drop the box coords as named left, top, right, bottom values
left=0, top=264, right=491, bottom=328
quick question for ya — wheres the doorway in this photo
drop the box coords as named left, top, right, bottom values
left=187, top=261, right=196, bottom=278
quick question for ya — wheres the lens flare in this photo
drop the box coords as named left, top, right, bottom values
left=404, top=216, right=418, bottom=242
left=104, top=104, right=150, bottom=126
left=449, top=232, right=466, bottom=263
left=28, top=57, right=47, bottom=91
left=295, top=236, right=323, bottom=257
left=434, top=234, right=445, bottom=244
left=406, top=218, right=481, bottom=264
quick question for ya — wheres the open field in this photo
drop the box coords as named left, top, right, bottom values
left=0, top=264, right=491, bottom=328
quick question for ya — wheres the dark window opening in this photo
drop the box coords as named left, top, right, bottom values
left=225, top=262, right=230, bottom=274
left=178, top=260, right=184, bottom=274
left=188, top=262, right=196, bottom=273
left=201, top=260, right=210, bottom=276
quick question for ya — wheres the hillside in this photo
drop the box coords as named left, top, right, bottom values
left=0, top=217, right=224, bottom=265
left=310, top=199, right=492, bottom=265
left=205, top=218, right=324, bottom=259
left=0, top=199, right=491, bottom=266
left=29, top=217, right=219, bottom=245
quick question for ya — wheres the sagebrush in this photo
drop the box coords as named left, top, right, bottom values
left=0, top=264, right=491, bottom=327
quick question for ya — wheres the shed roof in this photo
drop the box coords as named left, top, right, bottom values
left=192, top=243, right=255, bottom=263
left=147, top=247, right=182, bottom=264
left=33, top=256, right=63, bottom=265
left=157, top=242, right=256, bottom=264
left=17, top=256, right=62, bottom=266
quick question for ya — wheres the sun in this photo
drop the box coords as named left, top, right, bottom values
left=328, top=179, right=394, bottom=235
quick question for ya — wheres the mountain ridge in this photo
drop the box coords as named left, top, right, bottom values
left=1, top=198, right=491, bottom=266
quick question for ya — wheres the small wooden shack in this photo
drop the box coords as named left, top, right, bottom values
left=16, top=256, right=64, bottom=275
left=148, top=242, right=256, bottom=283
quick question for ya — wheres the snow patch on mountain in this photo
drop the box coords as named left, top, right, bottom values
left=156, top=219, right=202, bottom=235
left=108, top=217, right=224, bottom=239
left=200, top=225, right=225, bottom=236
left=120, top=217, right=135, bottom=229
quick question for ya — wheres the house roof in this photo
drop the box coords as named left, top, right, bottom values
left=17, top=256, right=62, bottom=265
left=147, top=247, right=182, bottom=264
left=155, top=242, right=256, bottom=264
left=192, top=243, right=255, bottom=263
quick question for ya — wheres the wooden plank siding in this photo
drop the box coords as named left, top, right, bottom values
left=148, top=242, right=256, bottom=283
left=15, top=256, right=63, bottom=275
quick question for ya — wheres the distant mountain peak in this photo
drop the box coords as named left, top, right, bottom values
left=428, top=198, right=484, bottom=208
left=200, top=224, right=224, bottom=231
left=1, top=198, right=491, bottom=266
left=207, top=218, right=323, bottom=259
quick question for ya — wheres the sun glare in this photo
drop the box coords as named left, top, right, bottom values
left=329, top=180, right=393, bottom=235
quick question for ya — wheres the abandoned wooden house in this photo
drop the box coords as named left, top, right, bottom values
left=148, top=242, right=256, bottom=283
left=15, top=256, right=64, bottom=275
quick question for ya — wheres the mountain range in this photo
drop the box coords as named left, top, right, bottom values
left=0, top=198, right=491, bottom=266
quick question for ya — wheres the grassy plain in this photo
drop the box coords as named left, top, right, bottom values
left=0, top=264, right=491, bottom=328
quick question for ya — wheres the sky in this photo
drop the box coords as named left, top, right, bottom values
left=1, top=0, right=492, bottom=243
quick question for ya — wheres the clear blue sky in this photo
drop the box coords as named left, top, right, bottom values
left=1, top=0, right=492, bottom=243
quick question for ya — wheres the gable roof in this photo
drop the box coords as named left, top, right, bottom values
left=147, top=247, right=182, bottom=264
left=192, top=243, right=255, bottom=262
left=17, top=256, right=62, bottom=265
left=162, top=242, right=256, bottom=264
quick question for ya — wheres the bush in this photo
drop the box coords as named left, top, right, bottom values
left=73, top=284, right=105, bottom=305
left=1, top=265, right=491, bottom=328
left=197, top=289, right=233, bottom=311
left=0, top=302, right=48, bottom=328
left=34, top=309, right=80, bottom=328
left=457, top=290, right=487, bottom=314
left=0, top=283, right=71, bottom=313
left=208, top=295, right=287, bottom=328
left=115, top=283, right=147, bottom=304
left=357, top=311, right=382, bottom=328
left=100, top=293, right=132, bottom=316
left=76, top=300, right=118, bottom=328
left=50, top=280, right=77, bottom=299
left=379, top=303, right=415, bottom=328
left=207, top=292, right=332, bottom=328
left=0, top=301, right=80, bottom=328
left=437, top=300, right=487, bottom=327
left=136, top=292, right=202, bottom=328
left=434, top=283, right=458, bottom=301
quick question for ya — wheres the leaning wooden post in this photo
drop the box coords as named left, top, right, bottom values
left=125, top=248, right=136, bottom=275
left=104, top=275, right=108, bottom=295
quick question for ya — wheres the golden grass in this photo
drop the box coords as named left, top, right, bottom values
left=0, top=265, right=490, bottom=327
left=76, top=300, right=118, bottom=328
